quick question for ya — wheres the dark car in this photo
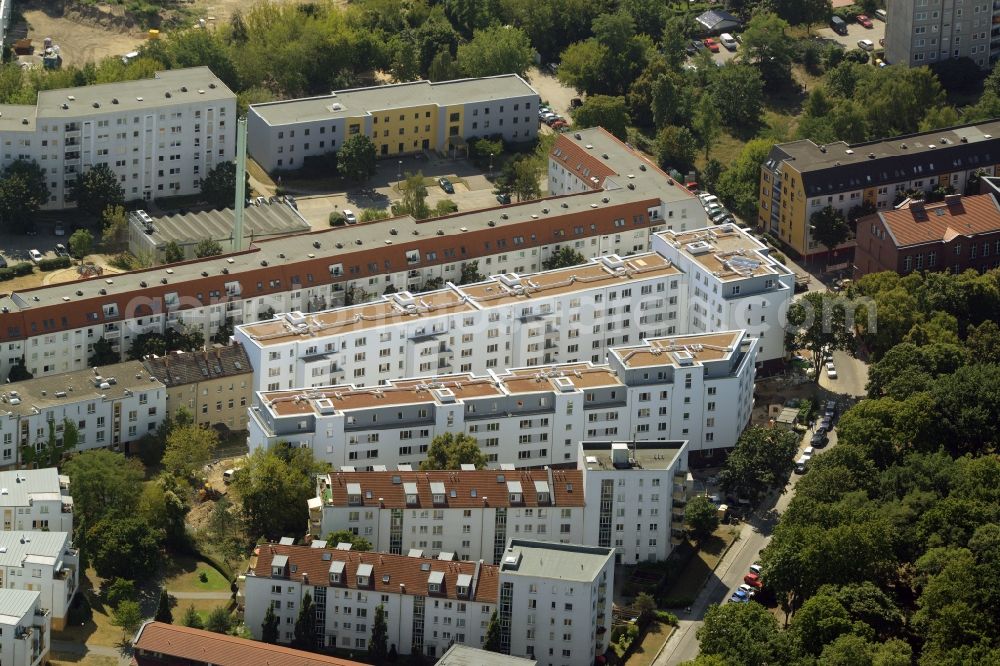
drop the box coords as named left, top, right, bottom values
left=810, top=432, right=829, bottom=448
left=496, top=193, right=511, bottom=205
left=685, top=42, right=698, bottom=55
left=54, top=243, right=68, bottom=257
left=819, top=416, right=833, bottom=432
left=692, top=39, right=706, bottom=51
left=438, top=178, right=454, bottom=194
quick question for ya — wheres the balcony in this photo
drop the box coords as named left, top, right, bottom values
left=672, top=491, right=688, bottom=504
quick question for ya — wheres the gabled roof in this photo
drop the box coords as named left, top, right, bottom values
left=696, top=9, right=742, bottom=29
left=132, top=621, right=364, bottom=666
left=871, top=194, right=1000, bottom=247
left=142, top=343, right=252, bottom=387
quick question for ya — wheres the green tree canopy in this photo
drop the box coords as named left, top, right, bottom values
left=709, top=64, right=765, bottom=131
left=542, top=247, right=586, bottom=270
left=719, top=426, right=799, bottom=504
left=71, top=164, right=125, bottom=217
left=810, top=206, right=851, bottom=254
left=163, top=241, right=185, bottom=263
left=199, top=161, right=249, bottom=209
left=155, top=588, right=173, bottom=624
left=292, top=591, right=316, bottom=648
left=195, top=238, right=224, bottom=258
left=456, top=25, right=533, bottom=78
left=654, top=125, right=698, bottom=174
left=369, top=603, right=389, bottom=662
left=163, top=424, right=219, bottom=481
left=69, top=228, right=94, bottom=260
left=420, top=432, right=486, bottom=470
left=338, top=134, right=378, bottom=183
left=572, top=95, right=629, bottom=141
left=685, top=495, right=720, bottom=544
left=0, top=160, right=49, bottom=233
left=261, top=604, right=279, bottom=643
left=326, top=530, right=373, bottom=551
left=88, top=516, right=163, bottom=582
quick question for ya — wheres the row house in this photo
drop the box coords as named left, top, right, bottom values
left=0, top=531, right=78, bottom=630
left=0, top=590, right=50, bottom=666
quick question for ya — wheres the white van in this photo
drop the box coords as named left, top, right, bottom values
left=223, top=469, right=236, bottom=484
left=794, top=456, right=809, bottom=474
left=720, top=33, right=738, bottom=51
left=343, top=209, right=358, bottom=225
left=875, top=9, right=887, bottom=21
left=803, top=446, right=815, bottom=459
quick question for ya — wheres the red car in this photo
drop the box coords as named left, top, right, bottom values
left=702, top=38, right=720, bottom=53
left=743, top=573, right=763, bottom=589
left=856, top=14, right=873, bottom=28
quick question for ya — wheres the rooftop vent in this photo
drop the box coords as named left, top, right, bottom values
left=181, top=86, right=188, bottom=92
left=314, top=241, right=321, bottom=248
left=112, top=98, right=119, bottom=104
left=261, top=260, right=268, bottom=266
left=92, top=102, right=99, bottom=108
left=165, top=91, right=171, bottom=98
left=209, top=83, right=216, bottom=89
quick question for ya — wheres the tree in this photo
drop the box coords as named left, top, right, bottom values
left=428, top=49, right=458, bottom=82
left=572, top=95, right=629, bottom=141
left=785, top=292, right=857, bottom=379
left=181, top=604, right=204, bottom=629
left=392, top=172, right=431, bottom=220
left=292, top=591, right=316, bottom=649
left=697, top=602, right=786, bottom=665
left=811, top=206, right=851, bottom=255
left=205, top=606, right=233, bottom=634
left=739, top=12, right=794, bottom=86
left=163, top=241, right=185, bottom=263
left=715, top=138, right=774, bottom=222
left=0, top=160, right=49, bottom=233
left=200, top=161, right=250, bottom=209
left=101, top=205, right=129, bottom=252
left=369, top=603, right=389, bottom=662
left=692, top=92, right=722, bottom=159
left=557, top=12, right=652, bottom=96
left=483, top=610, right=501, bottom=652
left=71, top=164, right=125, bottom=217
left=22, top=418, right=74, bottom=468
left=338, top=134, right=378, bottom=183
left=63, top=450, right=145, bottom=557
left=230, top=444, right=326, bottom=540
left=772, top=0, right=832, bottom=29
left=719, top=427, right=799, bottom=504
left=195, top=239, right=224, bottom=258
left=137, top=475, right=191, bottom=550
left=7, top=360, right=31, bottom=383
left=155, top=588, right=173, bottom=624
left=635, top=592, right=657, bottom=627
left=69, top=228, right=94, bottom=260
left=510, top=157, right=542, bottom=202
left=326, top=530, right=373, bottom=551
left=106, top=578, right=137, bottom=609
left=420, top=433, right=487, bottom=470
left=709, top=65, right=765, bottom=131
left=542, top=247, right=586, bottom=270
left=685, top=495, right=720, bottom=544
left=459, top=260, right=485, bottom=284
left=88, top=337, right=119, bottom=366
left=654, top=125, right=698, bottom=174
left=360, top=208, right=391, bottom=223
left=112, top=600, right=144, bottom=641
left=792, top=594, right=853, bottom=655
left=456, top=25, right=533, bottom=78
left=261, top=604, right=280, bottom=643
left=88, top=516, right=163, bottom=582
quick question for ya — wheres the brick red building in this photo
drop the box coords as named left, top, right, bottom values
left=853, top=194, right=1000, bottom=277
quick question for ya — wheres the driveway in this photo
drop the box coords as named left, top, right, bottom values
left=525, top=67, right=577, bottom=117
left=814, top=17, right=885, bottom=52
left=818, top=349, right=868, bottom=397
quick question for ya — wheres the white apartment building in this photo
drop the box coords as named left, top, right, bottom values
left=236, top=251, right=684, bottom=392
left=578, top=441, right=692, bottom=564
left=652, top=225, right=795, bottom=367
left=0, top=590, right=50, bottom=666
left=0, top=468, right=73, bottom=536
left=248, top=330, right=756, bottom=468
left=0, top=531, right=78, bottom=630
left=243, top=539, right=613, bottom=666
left=496, top=540, right=614, bottom=666
left=0, top=361, right=166, bottom=467
left=885, top=0, right=994, bottom=69
left=308, top=468, right=586, bottom=564
left=248, top=76, right=540, bottom=172
left=0, top=128, right=703, bottom=382
left=0, top=67, right=235, bottom=208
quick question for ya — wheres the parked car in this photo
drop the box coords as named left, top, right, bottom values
left=720, top=33, right=738, bottom=51
left=830, top=16, right=849, bottom=35
left=703, top=38, right=720, bottom=53
left=795, top=456, right=809, bottom=474
left=749, top=564, right=763, bottom=576
left=810, top=432, right=829, bottom=448
left=29, top=249, right=43, bottom=263
left=739, top=584, right=757, bottom=598
left=692, top=39, right=706, bottom=51
left=732, top=588, right=750, bottom=601
left=743, top=573, right=763, bottom=589
left=826, top=361, right=838, bottom=379
left=709, top=209, right=730, bottom=223
left=551, top=120, right=568, bottom=130
left=685, top=42, right=698, bottom=55
left=858, top=39, right=875, bottom=51
left=0, top=256, right=7, bottom=268
left=875, top=8, right=887, bottom=21
left=343, top=209, right=358, bottom=225
left=825, top=400, right=837, bottom=417
left=53, top=222, right=65, bottom=236
left=438, top=177, right=455, bottom=194
left=856, top=14, right=873, bottom=28
left=700, top=193, right=719, bottom=206
left=54, top=243, right=67, bottom=257
left=820, top=416, right=833, bottom=432
left=496, top=193, right=511, bottom=205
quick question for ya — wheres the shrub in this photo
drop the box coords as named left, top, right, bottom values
left=37, top=256, right=72, bottom=271
left=329, top=211, right=346, bottom=226
left=655, top=610, right=679, bottom=626
left=660, top=595, right=697, bottom=608
left=108, top=253, right=141, bottom=271
left=11, top=262, right=33, bottom=276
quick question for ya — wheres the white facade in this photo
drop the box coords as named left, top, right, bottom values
left=885, top=0, right=994, bottom=69
left=0, top=590, right=49, bottom=666
left=248, top=330, right=756, bottom=468
left=577, top=441, right=692, bottom=564
left=308, top=468, right=586, bottom=564
left=0, top=67, right=235, bottom=209
left=0, top=361, right=166, bottom=467
left=243, top=540, right=613, bottom=666
left=0, top=531, right=77, bottom=631
left=497, top=540, right=614, bottom=666
left=0, top=468, right=73, bottom=537
left=652, top=226, right=795, bottom=364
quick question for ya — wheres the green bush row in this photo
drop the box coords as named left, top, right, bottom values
left=0, top=262, right=34, bottom=281
left=38, top=256, right=71, bottom=271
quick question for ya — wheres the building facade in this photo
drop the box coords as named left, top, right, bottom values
left=308, top=468, right=586, bottom=563
left=0, top=128, right=703, bottom=382
left=0, top=468, right=73, bottom=536
left=142, top=344, right=252, bottom=431
left=0, top=531, right=77, bottom=630
left=243, top=540, right=612, bottom=666
left=0, top=361, right=165, bottom=467
left=578, top=441, right=692, bottom=564
left=885, top=0, right=993, bottom=69
left=248, top=76, right=539, bottom=172
left=0, top=590, right=49, bottom=666
left=247, top=330, right=756, bottom=468
left=0, top=67, right=235, bottom=209
left=854, top=194, right=1000, bottom=276
left=758, top=120, right=1000, bottom=258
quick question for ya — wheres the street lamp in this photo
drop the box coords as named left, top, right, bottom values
left=397, top=160, right=402, bottom=181
left=489, top=153, right=494, bottom=178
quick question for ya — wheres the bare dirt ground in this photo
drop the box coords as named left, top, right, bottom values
left=526, top=66, right=578, bottom=117
left=21, top=7, right=146, bottom=67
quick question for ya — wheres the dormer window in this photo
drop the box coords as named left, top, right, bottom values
left=433, top=493, right=445, bottom=504
left=330, top=572, right=341, bottom=583
left=507, top=480, right=524, bottom=505
left=329, top=560, right=345, bottom=585
left=406, top=493, right=418, bottom=505
left=534, top=480, right=551, bottom=505
left=537, top=492, right=550, bottom=504
left=428, top=570, right=445, bottom=594
left=404, top=482, right=419, bottom=505
left=456, top=585, right=468, bottom=597
left=430, top=481, right=446, bottom=505
left=356, top=563, right=373, bottom=587
left=270, top=554, right=289, bottom=578
left=347, top=483, right=362, bottom=505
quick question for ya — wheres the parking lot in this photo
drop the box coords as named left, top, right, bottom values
left=814, top=15, right=886, bottom=52
left=0, top=217, right=72, bottom=267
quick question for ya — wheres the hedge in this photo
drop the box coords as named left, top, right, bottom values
left=38, top=256, right=72, bottom=271
left=0, top=262, right=34, bottom=282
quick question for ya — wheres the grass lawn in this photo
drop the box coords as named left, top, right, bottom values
left=162, top=555, right=230, bottom=593
left=663, top=527, right=740, bottom=603
left=53, top=569, right=124, bottom=649
left=50, top=657, right=119, bottom=666
left=174, top=598, right=232, bottom=624
left=626, top=622, right=675, bottom=666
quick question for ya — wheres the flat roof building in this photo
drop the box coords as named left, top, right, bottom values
left=0, top=468, right=73, bottom=536
left=437, top=644, right=537, bottom=666
left=0, top=589, right=50, bottom=666
left=0, top=531, right=77, bottom=630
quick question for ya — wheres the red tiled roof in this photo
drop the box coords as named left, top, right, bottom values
left=253, top=544, right=499, bottom=604
left=551, top=134, right=619, bottom=188
left=318, top=468, right=584, bottom=509
left=132, top=621, right=364, bottom=666
left=878, top=194, right=1000, bottom=247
